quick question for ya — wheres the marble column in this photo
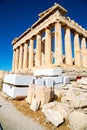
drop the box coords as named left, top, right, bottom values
left=35, top=33, right=42, bottom=67
left=74, top=33, right=81, bottom=67
left=81, top=37, right=87, bottom=67
left=19, top=45, right=23, bottom=70
left=65, top=27, right=72, bottom=65
left=45, top=27, right=52, bottom=66
left=15, top=48, right=19, bottom=71
left=12, top=49, right=16, bottom=72
left=29, top=38, right=34, bottom=69
left=55, top=22, right=62, bottom=65
left=41, top=42, right=45, bottom=66
left=23, top=42, right=28, bottom=69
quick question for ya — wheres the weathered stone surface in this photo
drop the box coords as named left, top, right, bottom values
left=71, top=93, right=87, bottom=109
left=30, top=98, right=40, bottom=111
left=79, top=77, right=87, bottom=85
left=61, top=89, right=76, bottom=104
left=0, top=70, right=7, bottom=91
left=43, top=108, right=64, bottom=127
left=36, top=86, right=54, bottom=107
left=26, top=85, right=54, bottom=107
left=0, top=79, right=3, bottom=91
left=26, top=85, right=36, bottom=104
left=68, top=111, right=87, bottom=130
left=42, top=102, right=70, bottom=119
left=0, top=70, right=5, bottom=80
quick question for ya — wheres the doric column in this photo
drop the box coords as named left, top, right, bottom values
left=74, top=33, right=81, bottom=67
left=35, top=33, right=42, bottom=67
left=12, top=49, right=16, bottom=72
left=45, top=27, right=52, bottom=66
left=81, top=37, right=87, bottom=67
left=29, top=38, right=34, bottom=69
left=15, top=48, right=19, bottom=72
left=23, top=42, right=28, bottom=69
left=19, top=45, right=23, bottom=70
left=55, top=22, right=62, bottom=65
left=65, top=27, right=72, bottom=65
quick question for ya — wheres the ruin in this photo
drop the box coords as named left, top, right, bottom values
left=2, top=4, right=87, bottom=129
left=11, top=3, right=87, bottom=74
left=2, top=3, right=87, bottom=99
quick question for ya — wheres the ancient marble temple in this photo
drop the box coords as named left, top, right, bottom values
left=12, top=3, right=87, bottom=73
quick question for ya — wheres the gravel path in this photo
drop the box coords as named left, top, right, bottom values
left=0, top=94, right=45, bottom=130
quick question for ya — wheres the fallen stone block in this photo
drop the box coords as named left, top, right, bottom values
left=71, top=94, right=87, bottom=109
left=26, top=85, right=54, bottom=107
left=42, top=76, right=63, bottom=87
left=34, top=68, right=62, bottom=76
left=36, top=86, right=54, bottom=107
left=42, top=102, right=70, bottom=119
left=63, top=76, right=70, bottom=85
left=30, top=98, right=40, bottom=111
left=26, top=85, right=36, bottom=104
left=4, top=74, right=34, bottom=86
left=44, top=108, right=64, bottom=127
left=35, top=77, right=45, bottom=86
left=3, top=83, right=28, bottom=99
left=68, top=111, right=87, bottom=130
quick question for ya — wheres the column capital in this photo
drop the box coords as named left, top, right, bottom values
left=37, top=32, right=42, bottom=35
left=25, top=40, right=29, bottom=44
left=55, top=19, right=60, bottom=23
left=45, top=26, right=52, bottom=30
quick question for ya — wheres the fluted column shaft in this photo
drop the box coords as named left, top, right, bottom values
left=74, top=33, right=81, bottom=67
left=15, top=48, right=19, bottom=71
left=19, top=45, right=23, bottom=69
left=55, top=22, right=62, bottom=65
left=45, top=27, right=52, bottom=66
left=65, top=28, right=72, bottom=65
left=35, top=34, right=42, bottom=67
left=12, top=50, right=16, bottom=72
left=23, top=42, right=28, bottom=69
left=29, top=39, right=34, bottom=68
left=81, top=37, right=87, bottom=67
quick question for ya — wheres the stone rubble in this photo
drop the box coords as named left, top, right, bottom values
left=68, top=111, right=87, bottom=130
left=26, top=85, right=54, bottom=109
left=30, top=98, right=40, bottom=111
left=41, top=80, right=87, bottom=129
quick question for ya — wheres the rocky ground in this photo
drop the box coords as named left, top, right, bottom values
left=0, top=77, right=87, bottom=130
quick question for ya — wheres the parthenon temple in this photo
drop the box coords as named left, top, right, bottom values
left=12, top=3, right=87, bottom=73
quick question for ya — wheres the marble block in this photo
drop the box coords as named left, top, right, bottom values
left=4, top=74, right=34, bottom=86
left=35, top=77, right=44, bottom=86
left=34, top=68, right=62, bottom=76
left=42, top=76, right=63, bottom=87
left=63, top=76, right=70, bottom=85
left=3, top=83, right=28, bottom=99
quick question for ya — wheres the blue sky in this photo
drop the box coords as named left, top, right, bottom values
left=0, top=0, right=87, bottom=71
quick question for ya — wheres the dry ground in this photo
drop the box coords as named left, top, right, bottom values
left=12, top=98, right=70, bottom=130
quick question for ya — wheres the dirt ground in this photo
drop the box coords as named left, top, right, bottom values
left=12, top=98, right=70, bottom=130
